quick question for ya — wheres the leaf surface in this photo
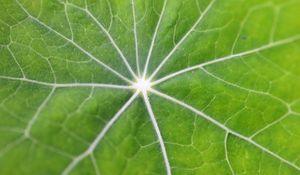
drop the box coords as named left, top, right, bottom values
left=0, top=0, right=300, bottom=174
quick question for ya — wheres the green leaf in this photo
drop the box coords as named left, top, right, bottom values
left=0, top=0, right=300, bottom=174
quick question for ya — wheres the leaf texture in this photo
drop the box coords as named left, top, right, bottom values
left=0, top=0, right=300, bottom=175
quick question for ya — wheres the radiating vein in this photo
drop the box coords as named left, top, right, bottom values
left=150, top=89, right=300, bottom=171
left=0, top=75, right=52, bottom=86
left=143, top=0, right=167, bottom=78
left=62, top=92, right=139, bottom=175
left=16, top=0, right=133, bottom=84
left=56, top=83, right=133, bottom=90
left=149, top=0, right=216, bottom=80
left=131, top=0, right=141, bottom=76
left=0, top=75, right=133, bottom=90
left=142, top=91, right=172, bottom=175
left=5, top=1, right=299, bottom=174
left=66, top=2, right=138, bottom=79
left=153, top=34, right=300, bottom=85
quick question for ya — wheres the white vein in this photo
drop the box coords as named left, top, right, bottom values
left=6, top=0, right=300, bottom=174
left=150, top=89, right=300, bottom=171
left=55, top=83, right=133, bottom=90
left=142, top=91, right=172, bottom=175
left=142, top=0, right=168, bottom=78
left=153, top=34, right=300, bottom=85
left=149, top=0, right=216, bottom=80
left=62, top=92, right=139, bottom=175
left=131, top=0, right=141, bottom=76
left=24, top=88, right=56, bottom=137
left=66, top=3, right=138, bottom=80
left=16, top=0, right=133, bottom=84
left=0, top=75, right=133, bottom=90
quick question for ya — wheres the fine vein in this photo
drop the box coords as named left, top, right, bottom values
left=24, top=88, right=56, bottom=137
left=225, top=132, right=235, bottom=175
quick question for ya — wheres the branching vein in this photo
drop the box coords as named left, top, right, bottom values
left=149, top=0, right=216, bottom=80
left=66, top=3, right=138, bottom=79
left=62, top=92, right=139, bottom=175
left=3, top=1, right=299, bottom=174
left=150, top=89, right=300, bottom=171
left=15, top=0, right=133, bottom=84
left=200, top=67, right=290, bottom=110
left=153, top=34, right=300, bottom=85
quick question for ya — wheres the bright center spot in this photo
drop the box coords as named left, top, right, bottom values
left=133, top=78, right=151, bottom=92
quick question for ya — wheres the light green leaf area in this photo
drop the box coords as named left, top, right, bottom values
left=0, top=0, right=300, bottom=174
